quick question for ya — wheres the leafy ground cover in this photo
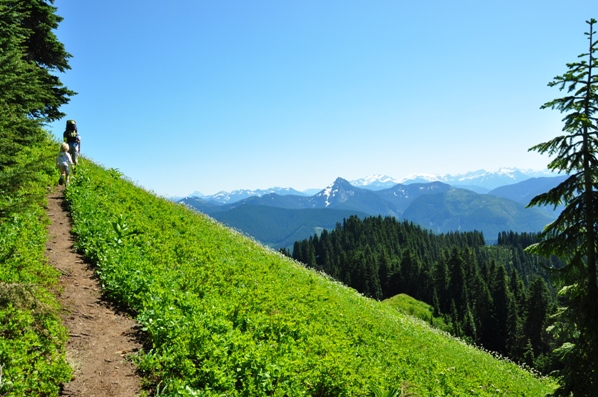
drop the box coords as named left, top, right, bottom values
left=0, top=137, right=72, bottom=396
left=65, top=159, right=556, bottom=396
left=383, top=293, right=451, bottom=333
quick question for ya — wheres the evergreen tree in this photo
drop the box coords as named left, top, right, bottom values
left=488, top=264, right=515, bottom=355
left=526, top=18, right=598, bottom=396
left=524, top=277, right=553, bottom=368
left=7, top=0, right=74, bottom=122
left=446, top=248, right=468, bottom=320
left=287, top=216, right=559, bottom=371
left=0, top=0, right=74, bottom=218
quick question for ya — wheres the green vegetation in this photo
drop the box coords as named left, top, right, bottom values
left=402, top=188, right=555, bottom=241
left=0, top=0, right=584, bottom=394
left=64, top=159, right=555, bottom=396
left=0, top=0, right=74, bottom=395
left=383, top=294, right=451, bottom=333
left=0, top=135, right=72, bottom=396
left=290, top=216, right=562, bottom=373
left=527, top=18, right=598, bottom=396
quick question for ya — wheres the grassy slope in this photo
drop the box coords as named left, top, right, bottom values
left=65, top=159, right=556, bottom=396
left=383, top=294, right=451, bottom=333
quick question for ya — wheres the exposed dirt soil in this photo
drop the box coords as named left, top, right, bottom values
left=45, top=185, right=144, bottom=397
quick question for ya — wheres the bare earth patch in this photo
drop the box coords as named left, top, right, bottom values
left=45, top=186, right=143, bottom=397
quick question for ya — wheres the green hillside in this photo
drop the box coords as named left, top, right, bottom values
left=383, top=294, right=451, bottom=333
left=62, top=159, right=556, bottom=396
left=403, top=188, right=555, bottom=241
left=211, top=205, right=368, bottom=249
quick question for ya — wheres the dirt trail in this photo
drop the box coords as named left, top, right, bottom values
left=45, top=185, right=143, bottom=396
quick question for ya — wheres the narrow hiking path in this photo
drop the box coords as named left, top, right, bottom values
left=45, top=185, right=143, bottom=396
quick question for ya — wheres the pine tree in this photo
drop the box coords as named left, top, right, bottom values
left=524, top=277, right=553, bottom=367
left=526, top=18, right=598, bottom=396
left=0, top=0, right=74, bottom=218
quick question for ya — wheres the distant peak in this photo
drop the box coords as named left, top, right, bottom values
left=333, top=177, right=351, bottom=184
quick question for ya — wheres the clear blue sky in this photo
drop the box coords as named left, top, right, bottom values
left=49, top=1, right=596, bottom=197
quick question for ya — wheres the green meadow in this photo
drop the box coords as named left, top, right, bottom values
left=59, top=159, right=555, bottom=396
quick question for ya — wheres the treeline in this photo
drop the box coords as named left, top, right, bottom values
left=286, top=215, right=562, bottom=373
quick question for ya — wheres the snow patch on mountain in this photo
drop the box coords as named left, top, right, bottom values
left=183, top=168, right=556, bottom=203
left=396, top=168, right=556, bottom=190
left=350, top=174, right=400, bottom=190
left=189, top=187, right=306, bottom=204
left=321, top=185, right=334, bottom=207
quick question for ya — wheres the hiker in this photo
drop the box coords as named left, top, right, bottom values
left=56, top=143, right=73, bottom=185
left=63, top=119, right=81, bottom=167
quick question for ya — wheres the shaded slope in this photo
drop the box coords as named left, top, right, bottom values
left=403, top=188, right=555, bottom=241
left=487, top=175, right=568, bottom=205
left=211, top=205, right=368, bottom=249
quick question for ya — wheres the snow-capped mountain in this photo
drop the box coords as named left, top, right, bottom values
left=183, top=168, right=556, bottom=205
left=314, top=178, right=366, bottom=208
left=191, top=187, right=306, bottom=204
left=349, top=174, right=400, bottom=190
left=349, top=168, right=556, bottom=192
left=397, top=168, right=556, bottom=191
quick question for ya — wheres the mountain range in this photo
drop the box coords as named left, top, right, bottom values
left=184, top=167, right=557, bottom=203
left=179, top=169, right=565, bottom=249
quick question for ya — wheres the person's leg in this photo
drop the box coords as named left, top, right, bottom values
left=65, top=164, right=71, bottom=184
left=69, top=144, right=79, bottom=168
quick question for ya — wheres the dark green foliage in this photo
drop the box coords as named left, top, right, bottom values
left=3, top=0, right=74, bottom=121
left=523, top=277, right=555, bottom=372
left=0, top=0, right=74, bottom=218
left=289, top=215, right=564, bottom=373
left=526, top=18, right=598, bottom=396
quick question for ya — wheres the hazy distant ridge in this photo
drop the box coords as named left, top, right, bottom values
left=180, top=172, right=564, bottom=248
left=185, top=168, right=556, bottom=204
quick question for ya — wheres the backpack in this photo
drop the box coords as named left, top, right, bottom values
left=65, top=120, right=77, bottom=140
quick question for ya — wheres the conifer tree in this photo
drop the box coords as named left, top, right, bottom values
left=0, top=0, right=73, bottom=217
left=526, top=18, right=598, bottom=396
left=524, top=277, right=552, bottom=367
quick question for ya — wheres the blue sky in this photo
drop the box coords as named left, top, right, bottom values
left=49, top=1, right=596, bottom=197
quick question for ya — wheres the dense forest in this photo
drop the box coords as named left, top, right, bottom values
left=286, top=215, right=563, bottom=373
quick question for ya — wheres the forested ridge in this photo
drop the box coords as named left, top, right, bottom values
left=289, top=215, right=562, bottom=373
